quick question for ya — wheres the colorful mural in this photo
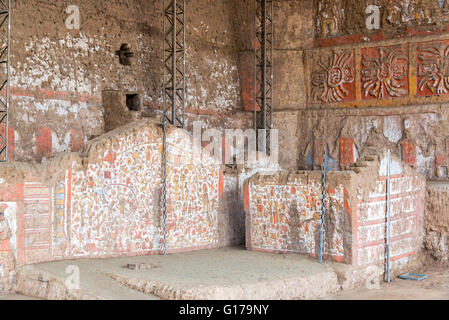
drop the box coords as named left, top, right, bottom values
left=245, top=172, right=348, bottom=263
left=307, top=35, right=449, bottom=108
left=245, top=155, right=425, bottom=268
left=0, top=119, right=222, bottom=270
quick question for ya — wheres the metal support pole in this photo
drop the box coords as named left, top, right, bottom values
left=386, top=150, right=391, bottom=282
left=163, top=0, right=185, bottom=129
left=162, top=0, right=186, bottom=255
left=255, top=0, right=273, bottom=155
left=319, top=146, right=328, bottom=264
left=0, top=0, right=10, bottom=162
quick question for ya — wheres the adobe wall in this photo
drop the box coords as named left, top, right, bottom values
left=7, top=0, right=250, bottom=163
left=233, top=1, right=449, bottom=181
left=244, top=170, right=352, bottom=263
left=0, top=119, right=224, bottom=293
left=425, top=181, right=449, bottom=264
left=245, top=152, right=426, bottom=273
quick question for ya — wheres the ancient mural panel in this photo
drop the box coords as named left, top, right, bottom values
left=20, top=183, right=52, bottom=264
left=69, top=131, right=162, bottom=257
left=165, top=143, right=220, bottom=250
left=417, top=40, right=449, bottom=97
left=0, top=201, right=17, bottom=292
left=307, top=37, right=449, bottom=108
left=355, top=160, right=425, bottom=268
left=52, top=172, right=70, bottom=259
left=246, top=173, right=347, bottom=262
left=310, top=49, right=356, bottom=103
left=0, top=120, right=221, bottom=266
left=246, top=155, right=425, bottom=268
left=315, top=0, right=449, bottom=45
left=361, top=45, right=409, bottom=100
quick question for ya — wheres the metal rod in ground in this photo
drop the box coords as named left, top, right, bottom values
left=386, top=149, right=391, bottom=282
left=319, top=146, right=328, bottom=264
left=162, top=116, right=168, bottom=256
left=161, top=0, right=168, bottom=256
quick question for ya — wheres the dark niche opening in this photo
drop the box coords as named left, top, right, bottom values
left=126, top=94, right=141, bottom=111
left=116, top=44, right=134, bottom=66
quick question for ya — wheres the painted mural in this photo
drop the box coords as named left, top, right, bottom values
left=307, top=35, right=449, bottom=108
left=245, top=155, right=425, bottom=268
left=314, top=0, right=449, bottom=46
left=245, top=173, right=348, bottom=263
left=0, top=119, right=222, bottom=270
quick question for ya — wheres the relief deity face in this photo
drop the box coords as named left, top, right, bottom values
left=311, top=50, right=355, bottom=103
left=418, top=43, right=449, bottom=95
left=361, top=46, right=409, bottom=99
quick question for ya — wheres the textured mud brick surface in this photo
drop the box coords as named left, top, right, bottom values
left=245, top=153, right=426, bottom=270
left=8, top=0, right=251, bottom=163
left=261, top=2, right=449, bottom=181
left=218, top=172, right=245, bottom=247
left=0, top=119, right=223, bottom=290
left=425, top=181, right=449, bottom=264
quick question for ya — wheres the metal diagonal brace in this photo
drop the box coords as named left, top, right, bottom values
left=0, top=0, right=10, bottom=162
left=254, top=0, right=274, bottom=155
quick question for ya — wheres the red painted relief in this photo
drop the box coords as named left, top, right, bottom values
left=361, top=45, right=409, bottom=100
left=417, top=40, right=449, bottom=97
left=310, top=50, right=355, bottom=103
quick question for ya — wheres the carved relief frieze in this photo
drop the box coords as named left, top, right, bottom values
left=361, top=46, right=409, bottom=99
left=310, top=50, right=355, bottom=103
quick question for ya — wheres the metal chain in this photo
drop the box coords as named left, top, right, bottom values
left=162, top=115, right=168, bottom=256
left=319, top=146, right=328, bottom=264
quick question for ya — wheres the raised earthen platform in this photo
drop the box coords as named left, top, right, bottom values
left=14, top=247, right=343, bottom=300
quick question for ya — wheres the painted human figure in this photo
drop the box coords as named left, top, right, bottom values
left=386, top=0, right=407, bottom=27
left=409, top=0, right=441, bottom=25
left=443, top=0, right=449, bottom=14
left=318, top=0, right=343, bottom=37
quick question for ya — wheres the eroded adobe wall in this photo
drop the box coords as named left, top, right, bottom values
left=352, top=153, right=426, bottom=271
left=7, top=0, right=251, bottom=163
left=244, top=171, right=352, bottom=263
left=244, top=151, right=426, bottom=272
left=252, top=1, right=449, bottom=179
left=0, top=119, right=224, bottom=292
left=232, top=0, right=314, bottom=170
left=425, top=181, right=449, bottom=264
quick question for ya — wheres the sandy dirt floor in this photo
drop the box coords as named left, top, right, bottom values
left=0, top=294, right=40, bottom=300
left=14, top=247, right=341, bottom=300
left=323, top=266, right=449, bottom=300
left=3, top=247, right=449, bottom=300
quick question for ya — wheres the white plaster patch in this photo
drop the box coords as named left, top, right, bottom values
left=379, top=155, right=403, bottom=176
left=383, top=116, right=402, bottom=143
left=15, top=33, right=110, bottom=94
left=3, top=202, right=18, bottom=260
